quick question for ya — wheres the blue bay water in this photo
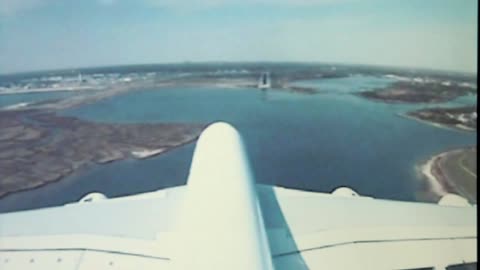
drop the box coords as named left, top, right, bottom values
left=0, top=76, right=476, bottom=212
left=292, top=74, right=395, bottom=94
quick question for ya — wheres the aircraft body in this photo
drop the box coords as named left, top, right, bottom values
left=0, top=122, right=476, bottom=269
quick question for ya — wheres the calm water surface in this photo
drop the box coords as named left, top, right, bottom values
left=0, top=76, right=476, bottom=212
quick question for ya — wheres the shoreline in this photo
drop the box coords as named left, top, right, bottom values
left=398, top=112, right=475, bottom=134
left=131, top=148, right=166, bottom=159
left=0, top=77, right=323, bottom=114
left=0, top=136, right=200, bottom=200
left=417, top=153, right=448, bottom=199
left=0, top=86, right=99, bottom=95
left=418, top=147, right=476, bottom=203
left=0, top=108, right=207, bottom=200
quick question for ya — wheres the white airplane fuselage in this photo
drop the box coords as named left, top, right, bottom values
left=173, top=122, right=274, bottom=270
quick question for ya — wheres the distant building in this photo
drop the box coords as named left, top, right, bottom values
left=257, top=72, right=271, bottom=89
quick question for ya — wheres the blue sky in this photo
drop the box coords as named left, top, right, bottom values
left=0, top=0, right=477, bottom=74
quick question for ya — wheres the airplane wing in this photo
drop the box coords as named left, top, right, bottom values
left=258, top=185, right=476, bottom=270
left=0, top=122, right=476, bottom=270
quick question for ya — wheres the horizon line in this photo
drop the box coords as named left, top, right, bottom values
left=0, top=60, right=477, bottom=77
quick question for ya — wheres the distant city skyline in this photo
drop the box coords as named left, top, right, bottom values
left=0, top=0, right=477, bottom=74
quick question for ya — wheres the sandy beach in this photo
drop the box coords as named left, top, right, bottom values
left=419, top=153, right=448, bottom=198
left=399, top=113, right=473, bottom=133
left=419, top=147, right=476, bottom=203
left=131, top=148, right=166, bottom=159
